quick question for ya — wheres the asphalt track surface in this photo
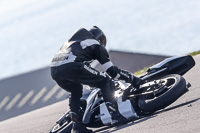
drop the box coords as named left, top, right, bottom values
left=0, top=55, right=200, bottom=133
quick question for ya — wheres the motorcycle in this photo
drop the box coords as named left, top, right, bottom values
left=49, top=55, right=195, bottom=133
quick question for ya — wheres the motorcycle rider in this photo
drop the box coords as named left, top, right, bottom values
left=50, top=26, right=142, bottom=133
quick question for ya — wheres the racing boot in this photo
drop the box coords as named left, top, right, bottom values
left=70, top=112, right=93, bottom=133
left=106, top=102, right=128, bottom=126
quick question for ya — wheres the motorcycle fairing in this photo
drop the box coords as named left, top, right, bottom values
left=148, top=55, right=195, bottom=75
left=117, top=97, right=139, bottom=119
left=82, top=88, right=101, bottom=124
left=100, top=102, right=112, bottom=125
left=99, top=98, right=138, bottom=125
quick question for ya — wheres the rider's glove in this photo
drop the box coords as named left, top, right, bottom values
left=130, top=74, right=143, bottom=89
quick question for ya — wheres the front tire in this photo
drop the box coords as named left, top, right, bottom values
left=138, top=74, right=188, bottom=113
left=49, top=112, right=72, bottom=133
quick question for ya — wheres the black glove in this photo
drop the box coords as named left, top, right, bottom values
left=115, top=69, right=143, bottom=88
left=130, top=74, right=143, bottom=89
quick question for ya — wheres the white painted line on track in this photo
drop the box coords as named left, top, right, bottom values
left=43, top=85, right=59, bottom=102
left=30, top=87, right=47, bottom=105
left=0, top=96, right=10, bottom=111
left=5, top=93, right=22, bottom=111
left=17, top=90, right=34, bottom=108
left=56, top=89, right=66, bottom=99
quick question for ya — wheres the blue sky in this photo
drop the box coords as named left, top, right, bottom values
left=0, top=0, right=200, bottom=79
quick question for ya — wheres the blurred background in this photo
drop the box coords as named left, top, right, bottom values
left=0, top=0, right=200, bottom=80
left=0, top=0, right=200, bottom=122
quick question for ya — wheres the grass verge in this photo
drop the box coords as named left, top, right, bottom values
left=134, top=50, right=200, bottom=76
left=188, top=50, right=200, bottom=56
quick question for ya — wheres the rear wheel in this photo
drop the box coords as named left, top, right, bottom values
left=138, top=74, right=188, bottom=113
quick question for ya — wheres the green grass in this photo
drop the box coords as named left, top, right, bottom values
left=134, top=67, right=149, bottom=76
left=188, top=50, right=200, bottom=56
left=134, top=50, right=200, bottom=76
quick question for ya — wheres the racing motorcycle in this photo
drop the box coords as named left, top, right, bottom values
left=49, top=55, right=195, bottom=133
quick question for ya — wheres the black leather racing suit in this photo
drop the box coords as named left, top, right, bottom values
left=50, top=28, right=133, bottom=115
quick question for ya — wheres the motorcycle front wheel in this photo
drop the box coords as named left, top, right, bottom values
left=49, top=112, right=72, bottom=133
left=138, top=74, right=188, bottom=113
